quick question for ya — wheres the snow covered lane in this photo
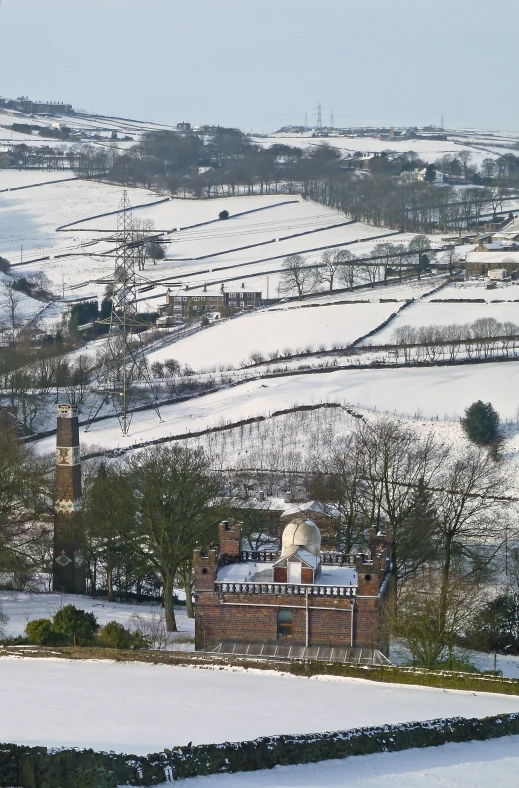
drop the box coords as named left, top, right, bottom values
left=1, top=659, right=519, bottom=754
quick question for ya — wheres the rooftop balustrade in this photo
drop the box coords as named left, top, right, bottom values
left=215, top=581, right=356, bottom=597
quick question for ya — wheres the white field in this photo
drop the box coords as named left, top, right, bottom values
left=0, top=179, right=159, bottom=262
left=147, top=302, right=401, bottom=370
left=0, top=170, right=76, bottom=190
left=154, top=736, right=519, bottom=788
left=255, top=134, right=503, bottom=168
left=428, top=282, right=519, bottom=302
left=367, top=301, right=519, bottom=345
left=0, top=657, right=518, bottom=754
left=32, top=360, right=519, bottom=460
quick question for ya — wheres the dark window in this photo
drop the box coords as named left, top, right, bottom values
left=201, top=568, right=208, bottom=575
left=278, top=609, right=293, bottom=639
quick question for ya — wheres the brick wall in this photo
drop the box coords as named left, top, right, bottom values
left=195, top=590, right=386, bottom=651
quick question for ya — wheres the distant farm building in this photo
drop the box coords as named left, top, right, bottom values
left=465, top=251, right=519, bottom=278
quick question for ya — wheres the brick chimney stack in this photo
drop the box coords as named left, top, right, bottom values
left=218, top=521, right=242, bottom=558
left=53, top=404, right=85, bottom=594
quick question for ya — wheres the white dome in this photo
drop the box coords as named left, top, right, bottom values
left=281, top=517, right=321, bottom=557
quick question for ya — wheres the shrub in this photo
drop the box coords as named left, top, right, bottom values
left=0, top=256, right=10, bottom=274
left=25, top=618, right=57, bottom=646
left=98, top=620, right=148, bottom=650
left=52, top=605, right=99, bottom=646
left=461, top=400, right=500, bottom=445
left=219, top=210, right=230, bottom=220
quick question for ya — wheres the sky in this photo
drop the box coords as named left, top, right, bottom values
left=1, top=0, right=518, bottom=132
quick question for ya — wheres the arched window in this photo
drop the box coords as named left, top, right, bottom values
left=278, top=609, right=293, bottom=639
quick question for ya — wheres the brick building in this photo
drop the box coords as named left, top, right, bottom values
left=194, top=517, right=392, bottom=657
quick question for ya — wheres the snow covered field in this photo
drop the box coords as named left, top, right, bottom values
left=428, top=281, right=519, bottom=302
left=0, top=170, right=76, bottom=190
left=255, top=134, right=502, bottom=168
left=367, top=301, right=519, bottom=345
left=153, top=736, right=519, bottom=787
left=30, top=359, right=519, bottom=457
left=1, top=657, right=518, bottom=754
left=147, top=301, right=401, bottom=371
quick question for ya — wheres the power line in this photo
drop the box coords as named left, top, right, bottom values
left=84, top=192, right=162, bottom=436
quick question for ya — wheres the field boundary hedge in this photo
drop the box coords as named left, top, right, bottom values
left=2, top=712, right=519, bottom=787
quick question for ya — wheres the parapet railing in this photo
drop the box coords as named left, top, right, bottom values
left=240, top=550, right=280, bottom=562
left=215, top=581, right=356, bottom=597
left=239, top=550, right=357, bottom=566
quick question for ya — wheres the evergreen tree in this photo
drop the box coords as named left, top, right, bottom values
left=399, top=477, right=439, bottom=578
left=461, top=400, right=500, bottom=445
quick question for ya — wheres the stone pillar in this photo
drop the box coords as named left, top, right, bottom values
left=53, top=404, right=85, bottom=594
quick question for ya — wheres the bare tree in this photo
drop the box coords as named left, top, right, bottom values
left=316, top=249, right=350, bottom=293
left=434, top=447, right=509, bottom=642
left=280, top=254, right=316, bottom=300
left=4, top=282, right=21, bottom=341
left=336, top=250, right=357, bottom=291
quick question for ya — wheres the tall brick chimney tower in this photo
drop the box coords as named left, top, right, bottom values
left=53, top=404, right=85, bottom=594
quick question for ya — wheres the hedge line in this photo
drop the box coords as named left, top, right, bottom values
left=2, top=712, right=519, bottom=787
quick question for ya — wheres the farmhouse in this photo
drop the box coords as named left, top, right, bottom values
left=160, top=286, right=262, bottom=318
left=194, top=519, right=392, bottom=658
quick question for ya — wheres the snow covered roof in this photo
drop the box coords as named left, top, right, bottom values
left=466, top=251, right=519, bottom=264
left=280, top=500, right=341, bottom=520
left=216, top=560, right=357, bottom=586
left=273, top=547, right=320, bottom=569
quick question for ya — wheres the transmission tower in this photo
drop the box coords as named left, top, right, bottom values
left=330, top=108, right=334, bottom=129
left=85, top=192, right=162, bottom=436
left=317, top=103, right=322, bottom=129
left=304, top=112, right=308, bottom=129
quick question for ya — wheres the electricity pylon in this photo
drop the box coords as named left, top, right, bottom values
left=85, top=192, right=162, bottom=436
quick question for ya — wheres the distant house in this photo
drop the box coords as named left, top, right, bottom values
left=177, top=121, right=191, bottom=131
left=160, top=285, right=262, bottom=318
left=416, top=168, right=444, bottom=183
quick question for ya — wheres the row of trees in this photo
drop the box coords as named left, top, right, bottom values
left=391, top=317, right=519, bottom=363
left=279, top=235, right=435, bottom=299
left=67, top=127, right=519, bottom=234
